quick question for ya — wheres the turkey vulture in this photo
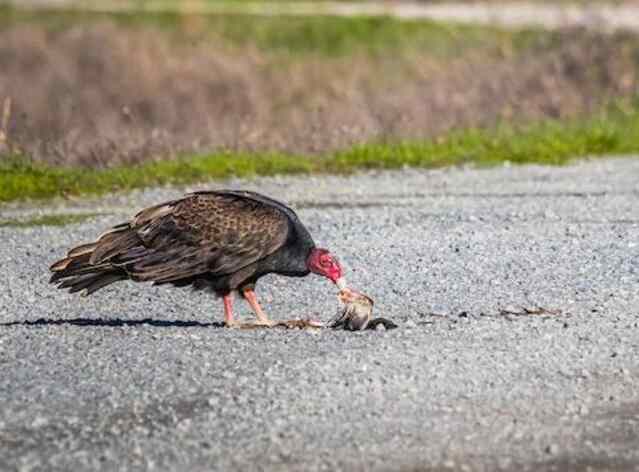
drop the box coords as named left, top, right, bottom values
left=49, top=190, right=346, bottom=327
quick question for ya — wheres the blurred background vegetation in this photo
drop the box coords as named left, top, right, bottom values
left=1, top=1, right=638, bottom=200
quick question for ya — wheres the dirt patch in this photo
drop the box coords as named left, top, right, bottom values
left=0, top=22, right=638, bottom=166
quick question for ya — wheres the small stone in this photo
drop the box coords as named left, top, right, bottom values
left=545, top=444, right=559, bottom=455
left=30, top=416, right=49, bottom=428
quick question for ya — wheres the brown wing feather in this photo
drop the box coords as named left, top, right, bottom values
left=107, top=192, right=290, bottom=283
left=50, top=192, right=291, bottom=292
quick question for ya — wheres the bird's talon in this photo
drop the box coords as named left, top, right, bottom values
left=254, top=320, right=276, bottom=328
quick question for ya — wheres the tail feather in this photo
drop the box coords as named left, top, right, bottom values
left=50, top=222, right=139, bottom=295
left=58, top=271, right=127, bottom=296
left=50, top=254, right=86, bottom=272
left=49, top=253, right=92, bottom=281
left=59, top=272, right=99, bottom=291
left=89, top=229, right=139, bottom=264
left=50, top=258, right=73, bottom=273
left=50, top=262, right=112, bottom=284
left=67, top=242, right=99, bottom=258
left=82, top=272, right=127, bottom=295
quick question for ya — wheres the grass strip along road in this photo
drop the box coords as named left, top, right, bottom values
left=3, top=103, right=639, bottom=202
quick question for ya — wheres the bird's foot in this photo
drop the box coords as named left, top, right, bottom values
left=252, top=318, right=276, bottom=328
left=225, top=319, right=276, bottom=329
left=224, top=319, right=241, bottom=328
left=225, top=317, right=276, bottom=328
left=274, top=319, right=323, bottom=329
left=224, top=318, right=323, bottom=329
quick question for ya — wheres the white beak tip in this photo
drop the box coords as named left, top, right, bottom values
left=336, top=277, right=348, bottom=290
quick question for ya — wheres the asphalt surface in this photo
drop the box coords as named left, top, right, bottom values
left=1, top=158, right=638, bottom=471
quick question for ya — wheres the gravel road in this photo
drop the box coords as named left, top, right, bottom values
left=1, top=158, right=639, bottom=471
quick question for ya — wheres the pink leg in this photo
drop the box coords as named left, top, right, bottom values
left=223, top=293, right=235, bottom=327
left=242, top=288, right=273, bottom=326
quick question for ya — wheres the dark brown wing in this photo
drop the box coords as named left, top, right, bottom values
left=92, top=192, right=290, bottom=284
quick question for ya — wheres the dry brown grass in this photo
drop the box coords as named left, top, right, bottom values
left=0, top=22, right=637, bottom=167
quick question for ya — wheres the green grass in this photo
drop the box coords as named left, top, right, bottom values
left=0, top=213, right=106, bottom=227
left=3, top=102, right=639, bottom=203
left=176, top=14, right=543, bottom=57
left=0, top=5, right=550, bottom=58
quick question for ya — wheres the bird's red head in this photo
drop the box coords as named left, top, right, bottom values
left=307, top=248, right=346, bottom=288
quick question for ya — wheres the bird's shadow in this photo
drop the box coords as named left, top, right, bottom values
left=0, top=317, right=226, bottom=329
